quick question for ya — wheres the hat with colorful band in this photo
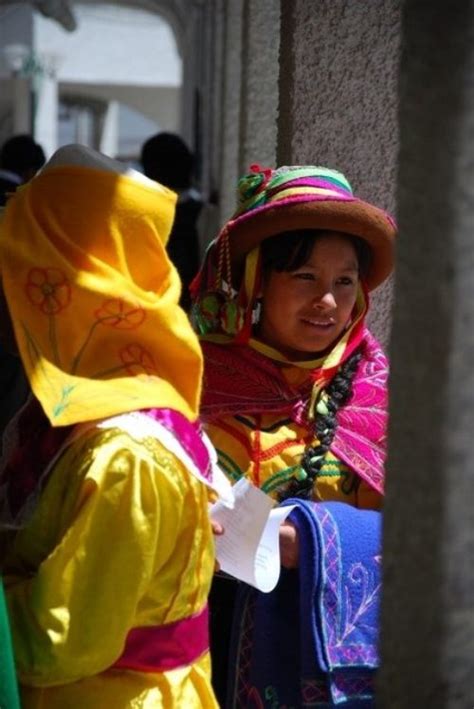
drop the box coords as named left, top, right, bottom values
left=190, top=164, right=396, bottom=341
left=226, top=164, right=396, bottom=291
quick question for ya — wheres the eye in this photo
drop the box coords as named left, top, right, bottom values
left=336, top=276, right=356, bottom=286
left=293, top=272, right=315, bottom=281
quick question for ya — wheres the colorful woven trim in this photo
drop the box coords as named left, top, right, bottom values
left=190, top=229, right=260, bottom=342
left=233, top=165, right=354, bottom=217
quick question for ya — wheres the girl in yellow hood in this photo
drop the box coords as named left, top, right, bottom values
left=0, top=144, right=229, bottom=708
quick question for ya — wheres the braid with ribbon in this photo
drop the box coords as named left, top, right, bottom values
left=277, top=349, right=363, bottom=502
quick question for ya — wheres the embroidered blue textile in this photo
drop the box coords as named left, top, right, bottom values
left=228, top=501, right=381, bottom=707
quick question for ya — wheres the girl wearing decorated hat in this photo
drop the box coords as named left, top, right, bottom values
left=191, top=164, right=396, bottom=707
left=0, top=144, right=231, bottom=708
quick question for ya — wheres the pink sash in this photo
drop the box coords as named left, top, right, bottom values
left=112, top=605, right=209, bottom=673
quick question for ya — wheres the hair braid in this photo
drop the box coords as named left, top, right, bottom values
left=277, top=349, right=362, bottom=502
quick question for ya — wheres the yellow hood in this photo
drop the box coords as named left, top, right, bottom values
left=0, top=164, right=203, bottom=425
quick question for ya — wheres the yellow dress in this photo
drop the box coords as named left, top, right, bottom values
left=3, top=426, right=218, bottom=709
left=206, top=413, right=381, bottom=511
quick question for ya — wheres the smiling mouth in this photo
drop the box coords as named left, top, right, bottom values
left=300, top=318, right=335, bottom=328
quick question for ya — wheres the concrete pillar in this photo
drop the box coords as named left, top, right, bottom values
left=34, top=72, right=58, bottom=157
left=197, top=0, right=226, bottom=248
left=180, top=3, right=202, bottom=151
left=239, top=0, right=280, bottom=172
left=379, top=2, right=474, bottom=707
left=74, top=107, right=92, bottom=147
left=1, top=3, right=34, bottom=137
left=99, top=100, right=119, bottom=157
left=197, top=0, right=225, bottom=201
left=11, top=76, right=31, bottom=134
left=34, top=54, right=61, bottom=158
left=180, top=0, right=225, bottom=248
left=277, top=0, right=402, bottom=346
left=219, top=0, right=243, bottom=222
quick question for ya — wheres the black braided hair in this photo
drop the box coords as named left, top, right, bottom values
left=277, top=348, right=363, bottom=502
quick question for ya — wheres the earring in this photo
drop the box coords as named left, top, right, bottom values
left=252, top=299, right=262, bottom=325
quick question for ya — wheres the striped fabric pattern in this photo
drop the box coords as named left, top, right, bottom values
left=234, top=165, right=354, bottom=217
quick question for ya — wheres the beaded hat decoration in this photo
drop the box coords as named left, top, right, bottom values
left=190, top=164, right=396, bottom=340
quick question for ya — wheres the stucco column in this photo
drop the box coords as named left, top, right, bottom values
left=181, top=0, right=225, bottom=248
left=74, top=107, right=91, bottom=146
left=12, top=76, right=32, bottom=134
left=277, top=0, right=401, bottom=346
left=219, top=0, right=243, bottom=222
left=198, top=0, right=225, bottom=203
left=379, top=2, right=474, bottom=707
left=99, top=100, right=119, bottom=157
left=239, top=0, right=280, bottom=172
left=180, top=4, right=200, bottom=148
left=34, top=53, right=61, bottom=158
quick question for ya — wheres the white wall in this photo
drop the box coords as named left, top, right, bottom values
left=34, top=2, right=181, bottom=86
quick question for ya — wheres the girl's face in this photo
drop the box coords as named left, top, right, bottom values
left=258, top=233, right=359, bottom=360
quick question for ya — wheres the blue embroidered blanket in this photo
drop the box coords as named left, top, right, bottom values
left=227, top=501, right=382, bottom=707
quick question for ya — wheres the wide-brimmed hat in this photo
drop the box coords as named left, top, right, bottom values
left=222, top=164, right=396, bottom=291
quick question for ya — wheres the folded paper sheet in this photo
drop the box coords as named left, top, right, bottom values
left=210, top=478, right=296, bottom=592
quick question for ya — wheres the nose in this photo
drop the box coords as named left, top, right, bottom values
left=313, top=289, right=336, bottom=310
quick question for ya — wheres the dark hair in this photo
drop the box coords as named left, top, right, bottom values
left=278, top=348, right=362, bottom=502
left=141, top=132, right=194, bottom=190
left=260, top=229, right=372, bottom=281
left=0, top=134, right=45, bottom=177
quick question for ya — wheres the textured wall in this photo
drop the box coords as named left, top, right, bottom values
left=181, top=0, right=225, bottom=250
left=278, top=0, right=402, bottom=346
left=219, top=0, right=244, bottom=222
left=179, top=4, right=198, bottom=146
left=379, top=2, right=474, bottom=706
left=180, top=0, right=230, bottom=249
left=198, top=0, right=225, bottom=199
left=239, top=0, right=280, bottom=173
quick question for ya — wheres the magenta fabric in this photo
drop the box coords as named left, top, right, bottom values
left=201, top=328, right=388, bottom=495
left=111, top=605, right=210, bottom=673
left=331, top=331, right=388, bottom=495
left=144, top=408, right=212, bottom=482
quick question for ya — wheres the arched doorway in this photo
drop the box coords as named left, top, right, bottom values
left=0, top=0, right=188, bottom=160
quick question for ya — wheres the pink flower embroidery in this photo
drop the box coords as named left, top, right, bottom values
left=95, top=299, right=146, bottom=330
left=25, top=267, right=71, bottom=315
left=119, top=343, right=157, bottom=376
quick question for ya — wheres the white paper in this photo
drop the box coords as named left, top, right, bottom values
left=210, top=478, right=296, bottom=593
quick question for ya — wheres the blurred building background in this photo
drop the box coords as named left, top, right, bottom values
left=0, top=1, right=181, bottom=161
